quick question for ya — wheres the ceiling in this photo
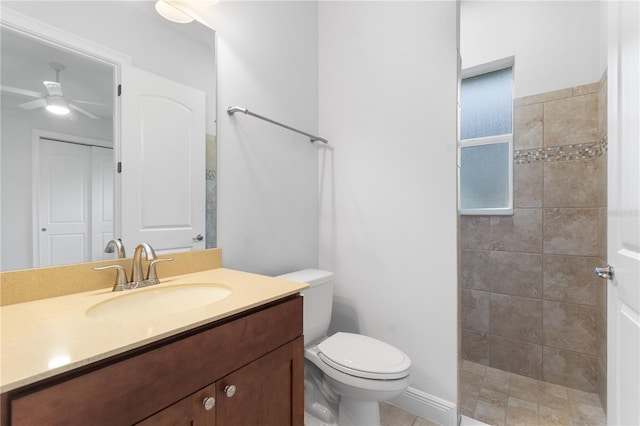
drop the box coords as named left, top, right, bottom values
left=1, top=26, right=114, bottom=120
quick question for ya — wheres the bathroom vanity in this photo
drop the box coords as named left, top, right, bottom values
left=0, top=268, right=307, bottom=425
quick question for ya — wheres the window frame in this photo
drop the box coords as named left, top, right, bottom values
left=458, top=58, right=514, bottom=216
left=459, top=134, right=513, bottom=215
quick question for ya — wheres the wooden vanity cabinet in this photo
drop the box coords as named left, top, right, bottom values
left=138, top=338, right=302, bottom=426
left=3, top=296, right=304, bottom=426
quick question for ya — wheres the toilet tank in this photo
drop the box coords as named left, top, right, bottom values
left=277, top=269, right=333, bottom=346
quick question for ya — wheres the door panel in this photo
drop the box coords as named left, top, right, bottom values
left=91, top=146, right=115, bottom=261
left=216, top=338, right=304, bottom=426
left=120, top=66, right=206, bottom=253
left=38, top=139, right=91, bottom=267
left=135, top=383, right=217, bottom=426
left=607, top=1, right=640, bottom=425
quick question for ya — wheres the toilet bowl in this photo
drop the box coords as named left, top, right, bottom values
left=306, top=332, right=411, bottom=425
left=277, top=269, right=411, bottom=426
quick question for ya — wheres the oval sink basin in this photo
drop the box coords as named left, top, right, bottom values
left=86, top=284, right=232, bottom=320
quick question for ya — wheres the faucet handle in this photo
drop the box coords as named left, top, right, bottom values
left=93, top=265, right=128, bottom=291
left=147, top=258, right=174, bottom=284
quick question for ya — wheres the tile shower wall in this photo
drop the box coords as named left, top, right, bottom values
left=460, top=78, right=608, bottom=409
left=205, top=134, right=217, bottom=248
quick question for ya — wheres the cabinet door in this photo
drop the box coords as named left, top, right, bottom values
left=216, top=337, right=304, bottom=426
left=136, top=383, right=216, bottom=426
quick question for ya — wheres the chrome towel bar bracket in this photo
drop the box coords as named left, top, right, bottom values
left=227, top=106, right=328, bottom=144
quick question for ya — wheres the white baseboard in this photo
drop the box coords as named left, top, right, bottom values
left=389, top=387, right=457, bottom=426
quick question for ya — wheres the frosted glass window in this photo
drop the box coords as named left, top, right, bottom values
left=460, top=142, right=510, bottom=209
left=461, top=68, right=512, bottom=140
left=459, top=63, right=513, bottom=215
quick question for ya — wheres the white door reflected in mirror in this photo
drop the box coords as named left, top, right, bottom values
left=120, top=65, right=206, bottom=255
left=37, top=137, right=114, bottom=267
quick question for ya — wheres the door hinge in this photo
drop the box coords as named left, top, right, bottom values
left=117, top=84, right=122, bottom=96
left=117, top=162, right=122, bottom=173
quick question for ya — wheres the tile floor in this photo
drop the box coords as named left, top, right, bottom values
left=380, top=402, right=439, bottom=426
left=460, top=360, right=607, bottom=426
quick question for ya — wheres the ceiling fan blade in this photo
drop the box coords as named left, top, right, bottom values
left=69, top=104, right=100, bottom=119
left=18, top=99, right=47, bottom=110
left=1, top=85, right=44, bottom=99
left=72, top=99, right=112, bottom=108
left=43, top=81, right=63, bottom=97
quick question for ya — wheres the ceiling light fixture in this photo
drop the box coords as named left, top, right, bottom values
left=45, top=96, right=70, bottom=115
left=155, top=0, right=194, bottom=24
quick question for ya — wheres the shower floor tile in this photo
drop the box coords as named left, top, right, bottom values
left=461, top=360, right=606, bottom=426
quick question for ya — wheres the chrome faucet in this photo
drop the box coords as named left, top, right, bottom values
left=131, top=243, right=158, bottom=285
left=94, top=242, right=173, bottom=291
left=104, top=239, right=126, bottom=258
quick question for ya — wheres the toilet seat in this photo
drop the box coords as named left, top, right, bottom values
left=316, top=332, right=410, bottom=380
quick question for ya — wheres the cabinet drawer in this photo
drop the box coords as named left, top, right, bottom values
left=9, top=296, right=302, bottom=426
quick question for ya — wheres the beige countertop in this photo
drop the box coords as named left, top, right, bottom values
left=0, top=268, right=308, bottom=394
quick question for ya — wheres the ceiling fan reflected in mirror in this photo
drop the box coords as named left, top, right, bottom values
left=0, top=62, right=108, bottom=119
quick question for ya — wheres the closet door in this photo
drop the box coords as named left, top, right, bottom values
left=38, top=139, right=91, bottom=267
left=91, top=146, right=115, bottom=260
left=120, top=66, right=206, bottom=254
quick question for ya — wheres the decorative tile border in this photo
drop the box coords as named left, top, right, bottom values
left=515, top=135, right=608, bottom=165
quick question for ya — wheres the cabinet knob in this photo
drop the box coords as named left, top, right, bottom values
left=202, top=396, right=215, bottom=411
left=224, top=384, right=236, bottom=398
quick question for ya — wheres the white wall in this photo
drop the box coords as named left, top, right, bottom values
left=206, top=2, right=320, bottom=275
left=599, top=1, right=609, bottom=74
left=318, top=1, right=459, bottom=421
left=461, top=1, right=603, bottom=98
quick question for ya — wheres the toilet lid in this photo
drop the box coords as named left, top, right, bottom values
left=317, top=332, right=411, bottom=380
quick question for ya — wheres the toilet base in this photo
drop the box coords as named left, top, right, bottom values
left=305, top=411, right=337, bottom=426
left=338, top=397, right=381, bottom=426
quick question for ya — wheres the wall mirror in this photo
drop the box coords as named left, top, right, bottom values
left=0, top=1, right=217, bottom=272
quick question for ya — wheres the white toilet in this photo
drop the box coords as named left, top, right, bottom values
left=277, top=269, right=411, bottom=426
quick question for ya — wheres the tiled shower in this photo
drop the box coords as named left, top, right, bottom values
left=460, top=75, right=608, bottom=414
